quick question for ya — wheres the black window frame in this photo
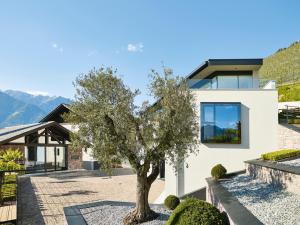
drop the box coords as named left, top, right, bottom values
left=200, top=102, right=241, bottom=144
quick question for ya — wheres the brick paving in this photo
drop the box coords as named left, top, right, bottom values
left=17, top=170, right=165, bottom=225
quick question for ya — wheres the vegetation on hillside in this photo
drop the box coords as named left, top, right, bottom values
left=259, top=41, right=300, bottom=85
left=278, top=82, right=300, bottom=102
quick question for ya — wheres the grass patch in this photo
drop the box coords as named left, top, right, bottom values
left=278, top=82, right=300, bottom=102
left=2, top=174, right=17, bottom=202
left=261, top=149, right=300, bottom=161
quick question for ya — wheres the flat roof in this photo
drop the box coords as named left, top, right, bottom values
left=187, top=58, right=263, bottom=79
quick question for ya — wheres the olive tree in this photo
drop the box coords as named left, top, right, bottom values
left=66, top=67, right=199, bottom=224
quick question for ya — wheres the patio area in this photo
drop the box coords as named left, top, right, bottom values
left=17, top=170, right=165, bottom=225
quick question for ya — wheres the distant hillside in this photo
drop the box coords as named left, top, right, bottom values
left=0, top=90, right=72, bottom=127
left=259, top=41, right=300, bottom=85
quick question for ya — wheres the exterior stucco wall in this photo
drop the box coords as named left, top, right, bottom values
left=165, top=89, right=278, bottom=196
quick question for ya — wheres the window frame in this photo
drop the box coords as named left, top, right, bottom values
left=200, top=102, right=241, bottom=144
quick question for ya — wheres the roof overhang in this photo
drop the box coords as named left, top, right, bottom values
left=187, top=59, right=263, bottom=80
left=0, top=121, right=71, bottom=145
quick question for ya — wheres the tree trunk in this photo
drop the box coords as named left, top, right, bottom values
left=123, top=173, right=157, bottom=225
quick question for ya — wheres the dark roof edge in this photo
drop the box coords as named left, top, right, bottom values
left=39, top=103, right=70, bottom=122
left=187, top=58, right=263, bottom=79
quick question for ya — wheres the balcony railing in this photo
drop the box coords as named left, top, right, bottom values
left=187, top=79, right=276, bottom=90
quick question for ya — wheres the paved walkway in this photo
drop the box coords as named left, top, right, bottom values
left=17, top=170, right=165, bottom=225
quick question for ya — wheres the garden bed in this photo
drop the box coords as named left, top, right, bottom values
left=221, top=174, right=300, bottom=225
left=65, top=201, right=171, bottom=225
left=279, top=157, right=300, bottom=167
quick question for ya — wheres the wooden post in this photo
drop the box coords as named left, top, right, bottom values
left=0, top=171, right=4, bottom=205
left=65, top=145, right=68, bottom=170
left=44, top=128, right=48, bottom=172
left=54, top=147, right=57, bottom=171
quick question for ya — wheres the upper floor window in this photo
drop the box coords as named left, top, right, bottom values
left=189, top=75, right=254, bottom=89
left=201, top=103, right=241, bottom=144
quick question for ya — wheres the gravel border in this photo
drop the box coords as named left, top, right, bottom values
left=221, top=174, right=300, bottom=225
left=79, top=201, right=171, bottom=225
left=279, top=158, right=300, bottom=167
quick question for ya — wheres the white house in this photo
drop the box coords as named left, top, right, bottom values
left=164, top=59, right=278, bottom=197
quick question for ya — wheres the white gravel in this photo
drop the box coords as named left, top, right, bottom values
left=221, top=174, right=300, bottom=225
left=279, top=158, right=300, bottom=167
left=80, top=202, right=171, bottom=225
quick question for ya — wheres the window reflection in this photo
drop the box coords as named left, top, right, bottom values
left=201, top=103, right=241, bottom=144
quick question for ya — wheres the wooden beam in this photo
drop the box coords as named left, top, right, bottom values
left=1, top=143, right=68, bottom=147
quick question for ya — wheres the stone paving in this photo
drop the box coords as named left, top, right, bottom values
left=17, top=170, right=165, bottom=225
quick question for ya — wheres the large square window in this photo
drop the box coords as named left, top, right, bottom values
left=201, top=103, right=241, bottom=144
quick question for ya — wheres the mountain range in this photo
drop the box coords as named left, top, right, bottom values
left=0, top=90, right=72, bottom=128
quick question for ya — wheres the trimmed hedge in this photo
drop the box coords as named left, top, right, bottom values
left=211, top=164, right=227, bottom=180
left=164, top=195, right=180, bottom=210
left=261, top=149, right=300, bottom=161
left=166, top=198, right=229, bottom=225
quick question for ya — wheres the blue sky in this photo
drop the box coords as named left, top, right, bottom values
left=0, top=1, right=299, bottom=104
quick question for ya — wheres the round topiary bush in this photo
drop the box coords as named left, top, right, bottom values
left=166, top=198, right=229, bottom=225
left=211, top=164, right=227, bottom=180
left=164, top=195, right=180, bottom=210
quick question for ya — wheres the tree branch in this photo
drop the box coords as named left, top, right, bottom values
left=104, top=114, right=138, bottom=167
left=147, top=162, right=160, bottom=185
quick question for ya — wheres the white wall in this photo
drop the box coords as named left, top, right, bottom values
left=165, top=89, right=278, bottom=196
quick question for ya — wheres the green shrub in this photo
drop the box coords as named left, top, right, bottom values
left=166, top=198, right=229, bottom=225
left=164, top=195, right=180, bottom=210
left=211, top=164, right=227, bottom=180
left=261, top=149, right=300, bottom=161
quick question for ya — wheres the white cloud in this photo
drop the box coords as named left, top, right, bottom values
left=127, top=43, right=144, bottom=52
left=26, top=90, right=50, bottom=96
left=52, top=43, right=63, bottom=53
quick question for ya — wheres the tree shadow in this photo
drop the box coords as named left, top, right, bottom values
left=17, top=176, right=45, bottom=225
left=50, top=190, right=98, bottom=197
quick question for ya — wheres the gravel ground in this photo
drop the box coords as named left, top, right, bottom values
left=221, top=174, right=300, bottom=225
left=279, top=158, right=300, bottom=167
left=80, top=202, right=171, bottom=225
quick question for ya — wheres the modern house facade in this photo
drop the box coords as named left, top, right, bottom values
left=164, top=59, right=278, bottom=197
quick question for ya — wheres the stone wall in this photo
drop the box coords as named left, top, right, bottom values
left=68, top=146, right=83, bottom=170
left=278, top=124, right=300, bottom=149
left=245, top=160, right=300, bottom=195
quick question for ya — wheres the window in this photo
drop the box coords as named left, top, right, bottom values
left=28, top=147, right=37, bottom=161
left=201, top=103, right=241, bottom=144
left=217, top=76, right=239, bottom=89
left=238, top=76, right=253, bottom=88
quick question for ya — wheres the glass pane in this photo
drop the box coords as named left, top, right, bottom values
left=203, top=104, right=214, bottom=122
left=56, top=147, right=66, bottom=170
left=46, top=147, right=55, bottom=171
left=239, top=76, right=253, bottom=88
left=211, top=77, right=217, bottom=89
left=217, top=76, right=238, bottom=89
left=201, top=103, right=241, bottom=144
left=201, top=123, right=215, bottom=142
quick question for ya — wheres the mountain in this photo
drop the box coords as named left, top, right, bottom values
left=259, top=41, right=300, bottom=102
left=4, top=90, right=71, bottom=113
left=0, top=90, right=72, bottom=128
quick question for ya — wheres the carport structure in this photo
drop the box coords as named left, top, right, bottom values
left=0, top=121, right=71, bottom=172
